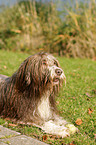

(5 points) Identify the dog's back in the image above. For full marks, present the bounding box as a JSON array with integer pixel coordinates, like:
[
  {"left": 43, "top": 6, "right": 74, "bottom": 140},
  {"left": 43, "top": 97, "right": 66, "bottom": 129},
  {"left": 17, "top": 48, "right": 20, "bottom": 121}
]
[{"left": 0, "top": 74, "right": 8, "bottom": 83}]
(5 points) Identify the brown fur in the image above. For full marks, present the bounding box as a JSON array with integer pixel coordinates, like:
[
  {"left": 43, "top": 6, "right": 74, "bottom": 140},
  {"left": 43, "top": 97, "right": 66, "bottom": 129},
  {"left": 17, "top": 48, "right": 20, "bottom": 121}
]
[{"left": 0, "top": 52, "right": 63, "bottom": 125}]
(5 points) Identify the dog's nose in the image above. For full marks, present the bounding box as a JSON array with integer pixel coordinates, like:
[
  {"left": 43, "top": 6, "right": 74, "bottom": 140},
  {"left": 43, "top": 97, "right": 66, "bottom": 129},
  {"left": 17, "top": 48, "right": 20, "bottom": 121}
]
[{"left": 55, "top": 69, "right": 62, "bottom": 76}]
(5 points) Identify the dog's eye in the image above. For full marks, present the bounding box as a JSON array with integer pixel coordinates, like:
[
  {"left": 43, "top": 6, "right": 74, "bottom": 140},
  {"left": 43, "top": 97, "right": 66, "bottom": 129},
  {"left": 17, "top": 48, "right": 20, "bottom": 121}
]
[
  {"left": 43, "top": 62, "right": 46, "bottom": 65},
  {"left": 54, "top": 61, "right": 58, "bottom": 66},
  {"left": 42, "top": 60, "right": 47, "bottom": 65}
]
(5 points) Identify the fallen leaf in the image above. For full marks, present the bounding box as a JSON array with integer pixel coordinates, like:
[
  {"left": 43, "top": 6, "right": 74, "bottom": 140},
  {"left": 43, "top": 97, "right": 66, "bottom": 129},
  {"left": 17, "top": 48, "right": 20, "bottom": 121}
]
[
  {"left": 42, "top": 135, "right": 47, "bottom": 141},
  {"left": 94, "top": 134, "right": 96, "bottom": 139},
  {"left": 87, "top": 98, "right": 90, "bottom": 101},
  {"left": 56, "top": 101, "right": 60, "bottom": 105},
  {"left": 92, "top": 90, "right": 96, "bottom": 94},
  {"left": 4, "top": 65, "right": 7, "bottom": 69},
  {"left": 49, "top": 135, "right": 61, "bottom": 139},
  {"left": 69, "top": 141, "right": 75, "bottom": 145},
  {"left": 71, "top": 72, "right": 75, "bottom": 77},
  {"left": 5, "top": 118, "right": 11, "bottom": 121},
  {"left": 88, "top": 108, "right": 93, "bottom": 115},
  {"left": 85, "top": 93, "right": 92, "bottom": 98},
  {"left": 72, "top": 97, "right": 76, "bottom": 100},
  {"left": 92, "top": 57, "right": 96, "bottom": 61},
  {"left": 11, "top": 29, "right": 21, "bottom": 33},
  {"left": 33, "top": 134, "right": 40, "bottom": 139},
  {"left": 8, "top": 123, "right": 17, "bottom": 127},
  {"left": 75, "top": 119, "right": 82, "bottom": 125}
]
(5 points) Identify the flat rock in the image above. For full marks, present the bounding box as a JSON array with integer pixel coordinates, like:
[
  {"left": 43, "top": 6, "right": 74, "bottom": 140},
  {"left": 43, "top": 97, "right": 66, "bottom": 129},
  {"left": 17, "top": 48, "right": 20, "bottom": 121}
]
[
  {"left": 0, "top": 125, "right": 21, "bottom": 138},
  {"left": 1, "top": 135, "right": 47, "bottom": 145},
  {"left": 0, "top": 125, "right": 48, "bottom": 145},
  {"left": 0, "top": 141, "right": 7, "bottom": 145}
]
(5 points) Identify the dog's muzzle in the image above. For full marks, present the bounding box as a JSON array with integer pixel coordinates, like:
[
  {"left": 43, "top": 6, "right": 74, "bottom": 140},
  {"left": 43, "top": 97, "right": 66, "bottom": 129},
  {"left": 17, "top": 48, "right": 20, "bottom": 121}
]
[
  {"left": 55, "top": 69, "right": 63, "bottom": 76},
  {"left": 49, "top": 66, "right": 66, "bottom": 85}
]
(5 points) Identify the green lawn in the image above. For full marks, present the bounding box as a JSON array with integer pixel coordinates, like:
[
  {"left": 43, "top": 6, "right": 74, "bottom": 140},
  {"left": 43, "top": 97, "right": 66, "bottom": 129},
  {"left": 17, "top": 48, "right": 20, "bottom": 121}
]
[{"left": 0, "top": 50, "right": 96, "bottom": 145}]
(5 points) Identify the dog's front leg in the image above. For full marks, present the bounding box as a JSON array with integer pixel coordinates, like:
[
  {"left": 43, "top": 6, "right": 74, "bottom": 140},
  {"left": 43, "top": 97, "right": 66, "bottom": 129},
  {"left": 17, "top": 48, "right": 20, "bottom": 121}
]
[
  {"left": 41, "top": 120, "right": 70, "bottom": 138},
  {"left": 53, "top": 115, "right": 68, "bottom": 125},
  {"left": 53, "top": 114, "right": 79, "bottom": 135}
]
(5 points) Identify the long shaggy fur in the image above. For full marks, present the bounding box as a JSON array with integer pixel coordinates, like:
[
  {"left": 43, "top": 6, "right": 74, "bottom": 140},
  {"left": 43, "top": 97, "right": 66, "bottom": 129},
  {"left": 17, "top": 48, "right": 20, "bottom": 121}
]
[{"left": 0, "top": 52, "right": 78, "bottom": 137}]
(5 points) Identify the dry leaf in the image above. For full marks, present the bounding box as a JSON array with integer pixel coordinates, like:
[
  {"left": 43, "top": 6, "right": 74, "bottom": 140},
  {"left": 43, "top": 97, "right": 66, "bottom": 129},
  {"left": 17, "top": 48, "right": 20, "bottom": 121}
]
[
  {"left": 69, "top": 141, "right": 75, "bottom": 145},
  {"left": 56, "top": 101, "right": 60, "bottom": 104},
  {"left": 85, "top": 93, "right": 92, "bottom": 98},
  {"left": 8, "top": 123, "right": 17, "bottom": 127},
  {"left": 49, "top": 135, "right": 61, "bottom": 139},
  {"left": 87, "top": 98, "right": 90, "bottom": 101},
  {"left": 94, "top": 134, "right": 96, "bottom": 139},
  {"left": 88, "top": 108, "right": 93, "bottom": 115},
  {"left": 11, "top": 29, "right": 21, "bottom": 34},
  {"left": 5, "top": 117, "right": 11, "bottom": 121},
  {"left": 75, "top": 119, "right": 82, "bottom": 125},
  {"left": 92, "top": 57, "right": 96, "bottom": 61},
  {"left": 70, "top": 143, "right": 75, "bottom": 145},
  {"left": 42, "top": 135, "right": 47, "bottom": 141},
  {"left": 72, "top": 97, "right": 76, "bottom": 100},
  {"left": 92, "top": 90, "right": 96, "bottom": 94},
  {"left": 70, "top": 72, "right": 75, "bottom": 77},
  {"left": 4, "top": 65, "right": 7, "bottom": 69}
]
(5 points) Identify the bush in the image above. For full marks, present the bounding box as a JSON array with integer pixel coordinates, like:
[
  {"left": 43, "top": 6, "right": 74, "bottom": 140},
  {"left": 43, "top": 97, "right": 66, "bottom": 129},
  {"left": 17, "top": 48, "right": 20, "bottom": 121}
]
[
  {"left": 52, "top": 0, "right": 96, "bottom": 58},
  {"left": 0, "top": 0, "right": 96, "bottom": 58}
]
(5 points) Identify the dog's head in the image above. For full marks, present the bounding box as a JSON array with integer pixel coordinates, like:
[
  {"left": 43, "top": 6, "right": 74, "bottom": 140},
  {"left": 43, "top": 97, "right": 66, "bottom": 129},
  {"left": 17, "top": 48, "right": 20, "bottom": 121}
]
[
  {"left": 16, "top": 52, "right": 66, "bottom": 91},
  {"left": 39, "top": 52, "right": 66, "bottom": 86}
]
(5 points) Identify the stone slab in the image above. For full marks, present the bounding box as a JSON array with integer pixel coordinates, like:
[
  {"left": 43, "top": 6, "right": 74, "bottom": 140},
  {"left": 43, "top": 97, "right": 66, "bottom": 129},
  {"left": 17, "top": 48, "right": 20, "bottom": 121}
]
[
  {"left": 0, "top": 142, "right": 7, "bottom": 145},
  {"left": 0, "top": 125, "right": 48, "bottom": 145},
  {"left": 1, "top": 135, "right": 47, "bottom": 145},
  {"left": 0, "top": 125, "right": 21, "bottom": 138}
]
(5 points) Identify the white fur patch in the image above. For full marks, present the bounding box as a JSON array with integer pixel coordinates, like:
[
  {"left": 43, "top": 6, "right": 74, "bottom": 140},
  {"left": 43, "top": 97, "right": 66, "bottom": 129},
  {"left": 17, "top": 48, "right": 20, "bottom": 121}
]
[
  {"left": 41, "top": 119, "right": 78, "bottom": 138},
  {"left": 48, "top": 65, "right": 66, "bottom": 84},
  {"left": 48, "top": 66, "right": 64, "bottom": 79},
  {"left": 37, "top": 91, "right": 52, "bottom": 121},
  {"left": 41, "top": 120, "right": 70, "bottom": 138}
]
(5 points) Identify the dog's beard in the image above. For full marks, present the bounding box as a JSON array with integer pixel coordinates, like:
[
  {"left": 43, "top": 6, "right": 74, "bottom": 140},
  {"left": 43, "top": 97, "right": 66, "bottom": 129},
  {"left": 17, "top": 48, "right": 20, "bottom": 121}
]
[{"left": 48, "top": 65, "right": 66, "bottom": 87}]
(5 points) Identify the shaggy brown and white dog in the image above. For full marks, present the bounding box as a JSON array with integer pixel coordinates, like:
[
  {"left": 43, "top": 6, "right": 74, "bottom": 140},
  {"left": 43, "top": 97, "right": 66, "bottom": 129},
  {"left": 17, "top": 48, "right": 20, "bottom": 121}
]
[{"left": 0, "top": 52, "right": 78, "bottom": 137}]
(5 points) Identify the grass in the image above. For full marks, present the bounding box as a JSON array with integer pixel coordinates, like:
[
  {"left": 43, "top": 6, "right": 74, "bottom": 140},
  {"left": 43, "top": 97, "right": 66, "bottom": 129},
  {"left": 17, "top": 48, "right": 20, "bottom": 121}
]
[{"left": 0, "top": 50, "right": 96, "bottom": 145}]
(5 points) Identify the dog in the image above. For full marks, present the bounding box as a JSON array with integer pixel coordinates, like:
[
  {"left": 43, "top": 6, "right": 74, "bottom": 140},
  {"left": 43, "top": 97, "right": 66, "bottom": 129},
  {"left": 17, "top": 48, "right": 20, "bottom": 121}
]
[{"left": 0, "top": 52, "right": 78, "bottom": 137}]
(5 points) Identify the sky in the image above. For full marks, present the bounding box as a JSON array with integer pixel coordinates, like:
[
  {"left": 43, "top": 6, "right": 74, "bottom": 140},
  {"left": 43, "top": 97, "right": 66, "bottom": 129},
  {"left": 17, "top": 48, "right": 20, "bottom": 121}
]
[
  {"left": 0, "top": 0, "right": 90, "bottom": 11},
  {"left": 0, "top": 0, "right": 17, "bottom": 6},
  {"left": 0, "top": 0, "right": 72, "bottom": 11},
  {"left": 0, "top": 0, "right": 85, "bottom": 6}
]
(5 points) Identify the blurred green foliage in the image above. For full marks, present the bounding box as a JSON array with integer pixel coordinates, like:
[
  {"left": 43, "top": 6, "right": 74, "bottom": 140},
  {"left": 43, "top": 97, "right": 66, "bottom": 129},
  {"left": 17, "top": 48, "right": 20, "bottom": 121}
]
[{"left": 0, "top": 0, "right": 96, "bottom": 58}]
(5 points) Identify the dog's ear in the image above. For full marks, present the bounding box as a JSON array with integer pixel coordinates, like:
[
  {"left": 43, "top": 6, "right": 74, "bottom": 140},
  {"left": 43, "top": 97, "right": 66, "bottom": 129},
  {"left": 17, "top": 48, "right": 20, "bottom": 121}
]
[{"left": 15, "top": 58, "right": 32, "bottom": 91}]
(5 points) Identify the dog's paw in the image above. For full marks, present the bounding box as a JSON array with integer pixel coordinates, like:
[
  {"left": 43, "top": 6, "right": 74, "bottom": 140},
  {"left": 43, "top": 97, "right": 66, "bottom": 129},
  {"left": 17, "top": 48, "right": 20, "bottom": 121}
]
[
  {"left": 58, "top": 129, "right": 70, "bottom": 138},
  {"left": 65, "top": 124, "right": 78, "bottom": 134},
  {"left": 41, "top": 121, "right": 78, "bottom": 138},
  {"left": 41, "top": 120, "right": 70, "bottom": 138},
  {"left": 54, "top": 116, "right": 67, "bottom": 125}
]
